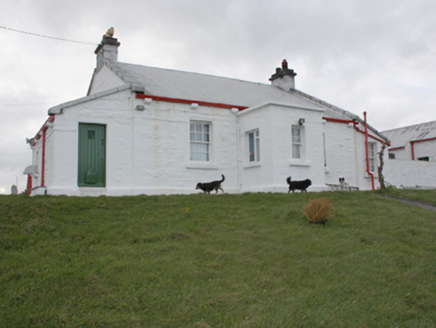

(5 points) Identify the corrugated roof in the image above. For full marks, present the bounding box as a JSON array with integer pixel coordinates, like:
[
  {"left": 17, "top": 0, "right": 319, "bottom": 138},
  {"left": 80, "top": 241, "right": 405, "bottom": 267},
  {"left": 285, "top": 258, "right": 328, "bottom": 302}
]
[{"left": 382, "top": 121, "right": 436, "bottom": 148}]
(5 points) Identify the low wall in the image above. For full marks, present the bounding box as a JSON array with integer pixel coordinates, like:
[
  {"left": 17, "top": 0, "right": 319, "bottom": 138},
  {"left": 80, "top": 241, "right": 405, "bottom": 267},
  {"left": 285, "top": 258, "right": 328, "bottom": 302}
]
[{"left": 382, "top": 159, "right": 436, "bottom": 189}]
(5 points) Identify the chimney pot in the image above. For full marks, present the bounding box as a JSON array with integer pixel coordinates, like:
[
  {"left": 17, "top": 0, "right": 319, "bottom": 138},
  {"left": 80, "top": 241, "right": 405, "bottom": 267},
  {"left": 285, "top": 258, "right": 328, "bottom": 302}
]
[
  {"left": 94, "top": 32, "right": 120, "bottom": 72},
  {"left": 269, "top": 59, "right": 297, "bottom": 90}
]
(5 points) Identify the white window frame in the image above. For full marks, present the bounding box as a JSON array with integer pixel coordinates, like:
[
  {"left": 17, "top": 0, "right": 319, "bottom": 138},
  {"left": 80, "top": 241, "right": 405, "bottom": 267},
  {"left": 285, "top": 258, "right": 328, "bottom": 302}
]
[
  {"left": 292, "top": 125, "right": 304, "bottom": 160},
  {"left": 368, "top": 142, "right": 377, "bottom": 172},
  {"left": 190, "top": 121, "right": 211, "bottom": 162},
  {"left": 247, "top": 129, "right": 260, "bottom": 163}
]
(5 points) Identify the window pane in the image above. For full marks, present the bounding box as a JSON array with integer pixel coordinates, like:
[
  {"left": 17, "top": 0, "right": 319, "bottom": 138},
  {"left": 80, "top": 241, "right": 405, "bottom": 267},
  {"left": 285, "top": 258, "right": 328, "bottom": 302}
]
[
  {"left": 190, "top": 143, "right": 196, "bottom": 161},
  {"left": 255, "top": 135, "right": 260, "bottom": 161},
  {"left": 369, "top": 159, "right": 375, "bottom": 172},
  {"left": 293, "top": 144, "right": 301, "bottom": 159},
  {"left": 249, "top": 132, "right": 255, "bottom": 161},
  {"left": 292, "top": 128, "right": 301, "bottom": 143},
  {"left": 368, "top": 143, "right": 376, "bottom": 171},
  {"left": 369, "top": 144, "right": 375, "bottom": 157}
]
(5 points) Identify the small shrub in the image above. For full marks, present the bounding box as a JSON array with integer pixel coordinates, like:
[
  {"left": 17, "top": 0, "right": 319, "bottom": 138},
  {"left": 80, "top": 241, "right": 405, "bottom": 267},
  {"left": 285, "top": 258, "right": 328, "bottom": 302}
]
[{"left": 302, "top": 198, "right": 333, "bottom": 224}]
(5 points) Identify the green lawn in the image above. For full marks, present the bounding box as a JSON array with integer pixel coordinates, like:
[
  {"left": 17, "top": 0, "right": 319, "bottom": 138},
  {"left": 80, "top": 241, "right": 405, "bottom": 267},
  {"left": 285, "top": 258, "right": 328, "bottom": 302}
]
[{"left": 1, "top": 190, "right": 435, "bottom": 327}]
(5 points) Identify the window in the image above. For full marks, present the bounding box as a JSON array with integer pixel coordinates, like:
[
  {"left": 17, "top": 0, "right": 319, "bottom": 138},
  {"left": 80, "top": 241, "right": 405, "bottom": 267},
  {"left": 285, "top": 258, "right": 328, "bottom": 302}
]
[
  {"left": 368, "top": 142, "right": 376, "bottom": 172},
  {"left": 388, "top": 153, "right": 396, "bottom": 159},
  {"left": 248, "top": 130, "right": 260, "bottom": 162},
  {"left": 190, "top": 121, "right": 210, "bottom": 161},
  {"left": 292, "top": 126, "right": 303, "bottom": 159}
]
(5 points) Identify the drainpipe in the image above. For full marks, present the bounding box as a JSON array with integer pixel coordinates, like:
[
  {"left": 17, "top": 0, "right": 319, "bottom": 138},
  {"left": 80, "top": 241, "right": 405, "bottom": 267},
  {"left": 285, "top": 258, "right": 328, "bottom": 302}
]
[
  {"left": 410, "top": 141, "right": 416, "bottom": 160},
  {"left": 27, "top": 174, "right": 32, "bottom": 196},
  {"left": 364, "top": 112, "right": 375, "bottom": 190},
  {"left": 41, "top": 126, "right": 47, "bottom": 187}
]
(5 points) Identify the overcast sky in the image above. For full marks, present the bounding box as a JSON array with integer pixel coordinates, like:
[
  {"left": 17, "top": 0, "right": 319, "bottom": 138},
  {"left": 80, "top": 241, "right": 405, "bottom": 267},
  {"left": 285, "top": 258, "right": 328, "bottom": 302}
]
[{"left": 1, "top": 0, "right": 435, "bottom": 194}]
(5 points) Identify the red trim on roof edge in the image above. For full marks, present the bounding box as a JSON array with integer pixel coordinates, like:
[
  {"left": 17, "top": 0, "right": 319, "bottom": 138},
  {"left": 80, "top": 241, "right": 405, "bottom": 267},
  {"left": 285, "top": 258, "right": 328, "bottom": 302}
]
[
  {"left": 135, "top": 93, "right": 248, "bottom": 110},
  {"left": 410, "top": 137, "right": 436, "bottom": 160},
  {"left": 354, "top": 126, "right": 390, "bottom": 145},
  {"left": 410, "top": 136, "right": 436, "bottom": 145},
  {"left": 388, "top": 146, "right": 405, "bottom": 151},
  {"left": 323, "top": 116, "right": 390, "bottom": 146}
]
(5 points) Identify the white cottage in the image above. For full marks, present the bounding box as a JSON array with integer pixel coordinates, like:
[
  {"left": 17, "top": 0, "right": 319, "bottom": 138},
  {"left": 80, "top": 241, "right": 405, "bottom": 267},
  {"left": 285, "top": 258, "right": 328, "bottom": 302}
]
[{"left": 25, "top": 33, "right": 394, "bottom": 196}]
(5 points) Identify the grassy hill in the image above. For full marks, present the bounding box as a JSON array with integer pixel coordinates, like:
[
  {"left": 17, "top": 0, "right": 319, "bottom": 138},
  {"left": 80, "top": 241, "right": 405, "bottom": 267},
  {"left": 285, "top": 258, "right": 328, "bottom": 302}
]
[{"left": 1, "top": 190, "right": 436, "bottom": 327}]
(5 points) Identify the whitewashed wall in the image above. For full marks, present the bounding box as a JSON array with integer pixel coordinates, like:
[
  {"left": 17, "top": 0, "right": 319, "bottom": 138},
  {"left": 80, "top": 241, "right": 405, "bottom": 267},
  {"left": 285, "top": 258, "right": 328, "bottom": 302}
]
[
  {"left": 413, "top": 139, "right": 436, "bottom": 161},
  {"left": 323, "top": 121, "right": 361, "bottom": 188},
  {"left": 238, "top": 103, "right": 326, "bottom": 192},
  {"left": 389, "top": 147, "right": 410, "bottom": 160},
  {"left": 88, "top": 65, "right": 125, "bottom": 95},
  {"left": 389, "top": 139, "right": 436, "bottom": 162},
  {"left": 129, "top": 96, "right": 239, "bottom": 195},
  {"left": 383, "top": 158, "right": 436, "bottom": 189},
  {"left": 323, "top": 121, "right": 387, "bottom": 191},
  {"left": 30, "top": 97, "right": 436, "bottom": 196},
  {"left": 34, "top": 89, "right": 242, "bottom": 196}
]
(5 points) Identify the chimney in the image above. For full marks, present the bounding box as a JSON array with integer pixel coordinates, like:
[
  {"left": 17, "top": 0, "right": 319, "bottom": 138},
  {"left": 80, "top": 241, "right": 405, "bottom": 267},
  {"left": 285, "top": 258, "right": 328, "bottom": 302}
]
[
  {"left": 269, "top": 59, "right": 297, "bottom": 90},
  {"left": 94, "top": 28, "right": 120, "bottom": 72}
]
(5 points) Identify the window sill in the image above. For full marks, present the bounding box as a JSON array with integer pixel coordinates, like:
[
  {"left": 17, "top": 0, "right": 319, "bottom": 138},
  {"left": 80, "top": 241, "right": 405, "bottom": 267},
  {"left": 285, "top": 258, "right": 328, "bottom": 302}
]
[
  {"left": 244, "top": 162, "right": 261, "bottom": 169},
  {"left": 289, "top": 160, "right": 311, "bottom": 167},
  {"left": 186, "top": 162, "right": 219, "bottom": 170}
]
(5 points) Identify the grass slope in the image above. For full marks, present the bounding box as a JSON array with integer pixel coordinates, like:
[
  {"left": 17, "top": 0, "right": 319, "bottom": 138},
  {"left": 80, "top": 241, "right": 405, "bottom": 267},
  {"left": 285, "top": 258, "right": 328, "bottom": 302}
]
[{"left": 1, "top": 190, "right": 436, "bottom": 327}]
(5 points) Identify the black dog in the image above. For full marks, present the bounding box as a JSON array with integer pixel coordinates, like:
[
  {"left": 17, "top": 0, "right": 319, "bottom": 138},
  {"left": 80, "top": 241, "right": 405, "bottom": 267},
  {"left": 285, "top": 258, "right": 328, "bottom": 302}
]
[
  {"left": 286, "top": 176, "right": 312, "bottom": 193},
  {"left": 196, "top": 175, "right": 225, "bottom": 194}
]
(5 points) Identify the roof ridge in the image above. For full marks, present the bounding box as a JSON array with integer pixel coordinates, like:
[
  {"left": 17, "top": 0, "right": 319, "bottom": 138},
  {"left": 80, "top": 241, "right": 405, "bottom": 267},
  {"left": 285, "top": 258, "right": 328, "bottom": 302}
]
[
  {"left": 382, "top": 120, "right": 436, "bottom": 133},
  {"left": 290, "top": 88, "right": 358, "bottom": 120},
  {"left": 117, "top": 61, "right": 269, "bottom": 86}
]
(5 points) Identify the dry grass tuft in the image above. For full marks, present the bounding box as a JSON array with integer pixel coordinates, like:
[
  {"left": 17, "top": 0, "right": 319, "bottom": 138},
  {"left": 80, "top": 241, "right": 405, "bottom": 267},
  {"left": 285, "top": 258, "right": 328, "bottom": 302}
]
[{"left": 303, "top": 198, "right": 333, "bottom": 223}]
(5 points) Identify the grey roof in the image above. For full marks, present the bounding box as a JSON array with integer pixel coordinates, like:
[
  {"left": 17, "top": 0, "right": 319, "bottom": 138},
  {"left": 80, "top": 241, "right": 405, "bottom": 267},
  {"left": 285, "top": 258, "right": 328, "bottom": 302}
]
[
  {"left": 382, "top": 120, "right": 436, "bottom": 148},
  {"left": 111, "top": 62, "right": 326, "bottom": 111}
]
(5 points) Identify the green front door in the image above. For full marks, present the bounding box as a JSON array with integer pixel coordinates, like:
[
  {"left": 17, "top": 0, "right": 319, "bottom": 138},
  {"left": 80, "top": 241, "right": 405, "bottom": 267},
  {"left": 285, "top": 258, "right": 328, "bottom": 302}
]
[{"left": 78, "top": 123, "right": 106, "bottom": 187}]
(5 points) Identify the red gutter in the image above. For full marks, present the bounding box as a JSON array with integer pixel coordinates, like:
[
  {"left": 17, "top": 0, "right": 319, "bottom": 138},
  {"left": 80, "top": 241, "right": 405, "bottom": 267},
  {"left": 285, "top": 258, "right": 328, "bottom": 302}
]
[
  {"left": 27, "top": 174, "right": 32, "bottom": 196},
  {"left": 135, "top": 93, "right": 248, "bottom": 110},
  {"left": 388, "top": 146, "right": 405, "bottom": 151},
  {"left": 41, "top": 126, "right": 47, "bottom": 187},
  {"left": 363, "top": 112, "right": 375, "bottom": 190},
  {"left": 29, "top": 115, "right": 55, "bottom": 145},
  {"left": 411, "top": 142, "right": 415, "bottom": 160},
  {"left": 28, "top": 115, "right": 55, "bottom": 192},
  {"left": 322, "top": 116, "right": 390, "bottom": 146},
  {"left": 410, "top": 137, "right": 436, "bottom": 160},
  {"left": 354, "top": 125, "right": 389, "bottom": 145}
]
